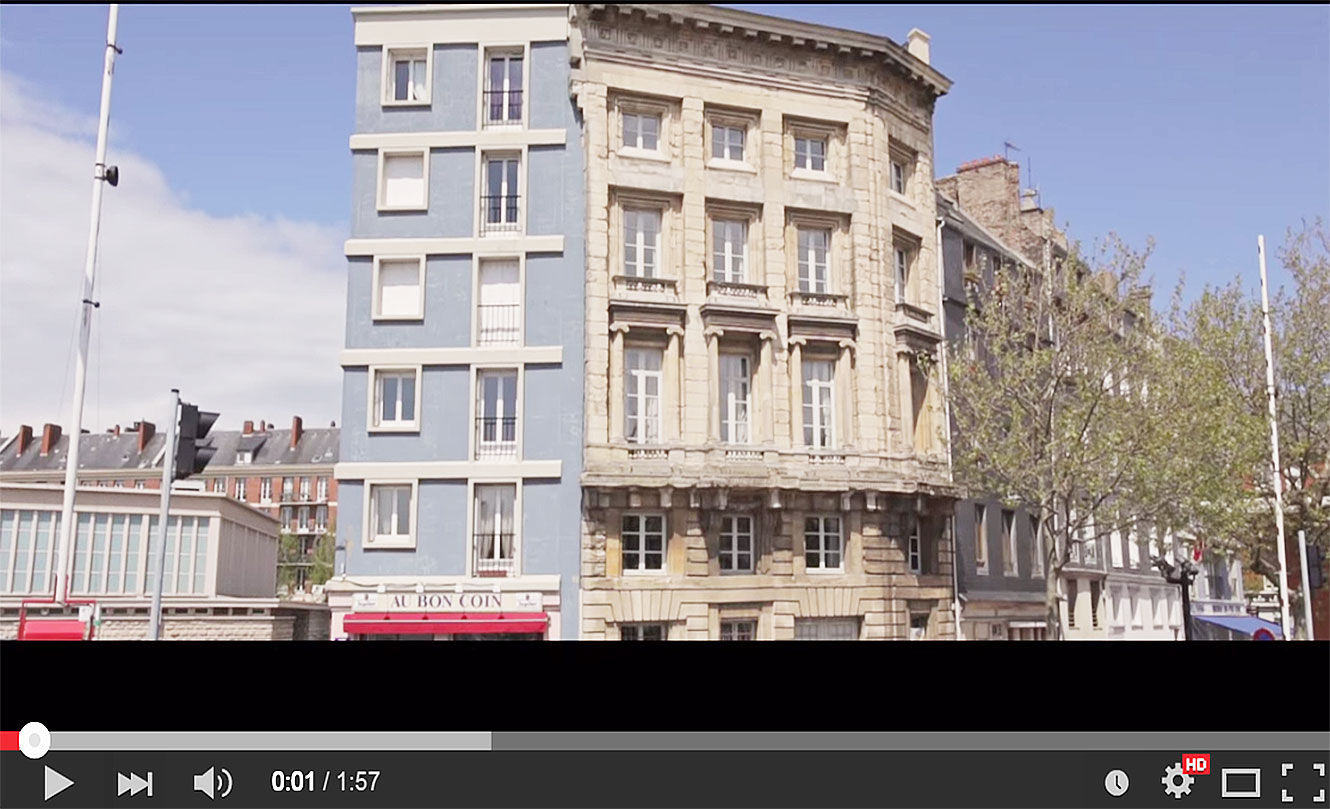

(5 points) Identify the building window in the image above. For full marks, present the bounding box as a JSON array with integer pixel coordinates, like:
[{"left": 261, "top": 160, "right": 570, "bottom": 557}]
[
  {"left": 385, "top": 47, "right": 428, "bottom": 104},
  {"left": 281, "top": 506, "right": 294, "bottom": 531},
  {"left": 622, "top": 111, "right": 661, "bottom": 152},
  {"left": 476, "top": 370, "right": 518, "bottom": 458},
  {"left": 802, "top": 359, "right": 835, "bottom": 449},
  {"left": 909, "top": 613, "right": 930, "bottom": 640},
  {"left": 135, "top": 480, "right": 145, "bottom": 489},
  {"left": 720, "top": 620, "right": 756, "bottom": 641},
  {"left": 719, "top": 354, "right": 751, "bottom": 445},
  {"left": 484, "top": 49, "right": 523, "bottom": 126},
  {"left": 317, "top": 477, "right": 329, "bottom": 501},
  {"left": 473, "top": 483, "right": 516, "bottom": 576},
  {"left": 907, "top": 515, "right": 922, "bottom": 574},
  {"left": 0, "top": 509, "right": 57, "bottom": 594},
  {"left": 620, "top": 623, "right": 665, "bottom": 641},
  {"left": 974, "top": 504, "right": 988, "bottom": 573},
  {"left": 712, "top": 219, "right": 747, "bottom": 283},
  {"left": 369, "top": 484, "right": 413, "bottom": 547},
  {"left": 299, "top": 477, "right": 310, "bottom": 501},
  {"left": 712, "top": 123, "right": 745, "bottom": 162},
  {"left": 379, "top": 150, "right": 427, "bottom": 210},
  {"left": 372, "top": 368, "right": 419, "bottom": 430},
  {"left": 894, "top": 245, "right": 911, "bottom": 304},
  {"left": 139, "top": 515, "right": 208, "bottom": 596},
  {"left": 236, "top": 451, "right": 253, "bottom": 466},
  {"left": 298, "top": 506, "right": 311, "bottom": 531},
  {"left": 890, "top": 159, "right": 907, "bottom": 194},
  {"left": 1067, "top": 579, "right": 1079, "bottom": 628},
  {"left": 212, "top": 477, "right": 226, "bottom": 494},
  {"left": 804, "top": 515, "right": 842, "bottom": 571},
  {"left": 260, "top": 477, "right": 272, "bottom": 504},
  {"left": 794, "top": 617, "right": 859, "bottom": 640},
  {"left": 476, "top": 258, "right": 521, "bottom": 346},
  {"left": 623, "top": 208, "right": 661, "bottom": 278},
  {"left": 282, "top": 477, "right": 294, "bottom": 501},
  {"left": 315, "top": 505, "right": 328, "bottom": 531},
  {"left": 373, "top": 257, "right": 424, "bottom": 320},
  {"left": 794, "top": 135, "right": 827, "bottom": 172},
  {"left": 1090, "top": 580, "right": 1102, "bottom": 629},
  {"left": 624, "top": 347, "right": 663, "bottom": 444},
  {"left": 796, "top": 227, "right": 831, "bottom": 293},
  {"left": 1001, "top": 509, "right": 1016, "bottom": 575},
  {"left": 622, "top": 513, "right": 665, "bottom": 573},
  {"left": 234, "top": 478, "right": 247, "bottom": 501},
  {"left": 1029, "top": 514, "right": 1043, "bottom": 576},
  {"left": 481, "top": 154, "right": 520, "bottom": 233},
  {"left": 719, "top": 515, "right": 753, "bottom": 573}
]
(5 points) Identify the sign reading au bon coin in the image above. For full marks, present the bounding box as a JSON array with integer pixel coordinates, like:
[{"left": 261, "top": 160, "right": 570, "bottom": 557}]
[{"left": 354, "top": 591, "right": 542, "bottom": 612}]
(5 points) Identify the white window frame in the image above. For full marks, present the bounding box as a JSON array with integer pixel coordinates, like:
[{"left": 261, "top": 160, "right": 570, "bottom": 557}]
[
  {"left": 802, "top": 358, "right": 836, "bottom": 449},
  {"left": 719, "top": 353, "right": 751, "bottom": 446},
  {"left": 472, "top": 482, "right": 518, "bottom": 576},
  {"left": 621, "top": 512, "right": 666, "bottom": 574},
  {"left": 372, "top": 255, "right": 426, "bottom": 321},
  {"left": 260, "top": 477, "right": 272, "bottom": 504},
  {"left": 480, "top": 152, "right": 522, "bottom": 233},
  {"left": 974, "top": 504, "right": 989, "bottom": 574},
  {"left": 316, "top": 477, "right": 328, "bottom": 501},
  {"left": 382, "top": 45, "right": 431, "bottom": 107},
  {"left": 719, "top": 514, "right": 754, "bottom": 574},
  {"left": 719, "top": 620, "right": 757, "bottom": 641},
  {"left": 797, "top": 227, "right": 831, "bottom": 293},
  {"left": 475, "top": 368, "right": 520, "bottom": 459},
  {"left": 793, "top": 134, "right": 828, "bottom": 174},
  {"left": 711, "top": 122, "right": 746, "bottom": 163},
  {"left": 624, "top": 347, "right": 663, "bottom": 445},
  {"left": 234, "top": 478, "right": 247, "bottom": 501},
  {"left": 890, "top": 158, "right": 907, "bottom": 195},
  {"left": 482, "top": 46, "right": 526, "bottom": 127},
  {"left": 621, "top": 109, "right": 663, "bottom": 155},
  {"left": 712, "top": 218, "right": 748, "bottom": 284},
  {"left": 365, "top": 481, "right": 418, "bottom": 549},
  {"left": 894, "top": 245, "right": 912, "bottom": 304},
  {"left": 803, "top": 514, "right": 843, "bottom": 572},
  {"left": 377, "top": 149, "right": 429, "bottom": 212},
  {"left": 620, "top": 622, "right": 666, "bottom": 641},
  {"left": 236, "top": 450, "right": 253, "bottom": 466},
  {"left": 622, "top": 207, "right": 662, "bottom": 278},
  {"left": 475, "top": 257, "right": 523, "bottom": 347},
  {"left": 299, "top": 477, "right": 311, "bottom": 500},
  {"left": 794, "top": 617, "right": 859, "bottom": 640},
  {"left": 211, "top": 477, "right": 226, "bottom": 494},
  {"left": 369, "top": 366, "right": 423, "bottom": 433}
]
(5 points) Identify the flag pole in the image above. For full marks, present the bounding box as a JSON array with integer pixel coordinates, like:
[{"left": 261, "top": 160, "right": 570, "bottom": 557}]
[{"left": 1257, "top": 234, "right": 1292, "bottom": 640}]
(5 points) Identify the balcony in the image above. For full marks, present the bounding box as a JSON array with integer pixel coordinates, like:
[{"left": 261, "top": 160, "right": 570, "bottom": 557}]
[
  {"left": 707, "top": 280, "right": 768, "bottom": 303},
  {"left": 474, "top": 542, "right": 515, "bottom": 578},
  {"left": 477, "top": 303, "right": 521, "bottom": 346},
  {"left": 789, "top": 289, "right": 849, "bottom": 310},
  {"left": 476, "top": 416, "right": 518, "bottom": 459},
  {"left": 480, "top": 195, "right": 520, "bottom": 235},
  {"left": 627, "top": 447, "right": 668, "bottom": 461},
  {"left": 613, "top": 274, "right": 677, "bottom": 296},
  {"left": 483, "top": 89, "right": 523, "bottom": 127}
]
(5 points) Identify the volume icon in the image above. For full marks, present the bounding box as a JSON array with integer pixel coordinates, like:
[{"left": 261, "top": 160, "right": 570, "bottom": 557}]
[
  {"left": 117, "top": 771, "right": 153, "bottom": 797},
  {"left": 194, "top": 766, "right": 233, "bottom": 800}
]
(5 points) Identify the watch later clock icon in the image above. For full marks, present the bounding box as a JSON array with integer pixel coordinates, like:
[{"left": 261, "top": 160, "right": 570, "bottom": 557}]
[{"left": 1105, "top": 769, "right": 1130, "bottom": 797}]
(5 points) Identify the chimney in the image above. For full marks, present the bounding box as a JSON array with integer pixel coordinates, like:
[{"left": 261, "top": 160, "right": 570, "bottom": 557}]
[
  {"left": 136, "top": 421, "right": 156, "bottom": 454},
  {"left": 243, "top": 420, "right": 254, "bottom": 435},
  {"left": 15, "top": 425, "right": 33, "bottom": 455},
  {"left": 40, "top": 423, "right": 62, "bottom": 457},
  {"left": 1020, "top": 188, "right": 1039, "bottom": 212},
  {"left": 290, "top": 416, "right": 303, "bottom": 450},
  {"left": 260, "top": 420, "right": 267, "bottom": 432},
  {"left": 907, "top": 28, "right": 931, "bottom": 65}
]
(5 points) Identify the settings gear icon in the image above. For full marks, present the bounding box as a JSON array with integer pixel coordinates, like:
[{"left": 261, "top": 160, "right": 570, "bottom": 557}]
[{"left": 1162, "top": 762, "right": 1195, "bottom": 799}]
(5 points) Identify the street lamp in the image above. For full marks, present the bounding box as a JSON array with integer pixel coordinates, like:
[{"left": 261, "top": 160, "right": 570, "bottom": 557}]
[{"left": 1153, "top": 555, "right": 1199, "bottom": 641}]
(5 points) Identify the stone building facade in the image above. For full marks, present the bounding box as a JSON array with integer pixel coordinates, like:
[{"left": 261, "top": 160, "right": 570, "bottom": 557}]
[{"left": 570, "top": 4, "right": 959, "bottom": 640}]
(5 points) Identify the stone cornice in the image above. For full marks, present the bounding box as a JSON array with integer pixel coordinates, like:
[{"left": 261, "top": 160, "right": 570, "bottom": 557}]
[{"left": 583, "top": 4, "right": 951, "bottom": 97}]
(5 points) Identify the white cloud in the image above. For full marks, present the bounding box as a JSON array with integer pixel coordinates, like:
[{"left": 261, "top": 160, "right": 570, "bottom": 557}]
[{"left": 0, "top": 71, "right": 345, "bottom": 435}]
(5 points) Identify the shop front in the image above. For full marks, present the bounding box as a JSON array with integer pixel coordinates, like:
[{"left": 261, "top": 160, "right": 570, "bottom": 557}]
[{"left": 337, "top": 588, "right": 553, "bottom": 641}]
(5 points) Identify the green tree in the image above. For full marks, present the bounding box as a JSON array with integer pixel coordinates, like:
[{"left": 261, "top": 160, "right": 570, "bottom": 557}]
[{"left": 947, "top": 235, "right": 1215, "bottom": 638}]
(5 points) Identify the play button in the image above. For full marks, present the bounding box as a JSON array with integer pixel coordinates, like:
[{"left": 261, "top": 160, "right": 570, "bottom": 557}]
[{"left": 44, "top": 766, "right": 74, "bottom": 801}]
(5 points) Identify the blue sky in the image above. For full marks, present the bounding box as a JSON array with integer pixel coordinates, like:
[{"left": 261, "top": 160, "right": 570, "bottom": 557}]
[
  {"left": 3, "top": 3, "right": 1326, "bottom": 294},
  {"left": 1, "top": 3, "right": 1327, "bottom": 430}
]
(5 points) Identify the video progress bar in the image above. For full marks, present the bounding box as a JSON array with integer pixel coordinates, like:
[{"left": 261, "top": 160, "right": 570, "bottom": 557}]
[{"left": 44, "top": 731, "right": 1329, "bottom": 751}]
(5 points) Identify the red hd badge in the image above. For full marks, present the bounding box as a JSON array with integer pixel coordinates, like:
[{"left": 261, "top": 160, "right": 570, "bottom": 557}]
[{"left": 1183, "top": 754, "right": 1211, "bottom": 776}]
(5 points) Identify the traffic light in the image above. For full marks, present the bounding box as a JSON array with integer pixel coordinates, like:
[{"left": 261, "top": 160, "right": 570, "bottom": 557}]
[{"left": 173, "top": 403, "right": 219, "bottom": 481}]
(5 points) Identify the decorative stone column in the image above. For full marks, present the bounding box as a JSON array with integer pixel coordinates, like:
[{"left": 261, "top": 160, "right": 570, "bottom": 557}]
[
  {"left": 759, "top": 330, "right": 778, "bottom": 446},
  {"left": 609, "top": 323, "right": 629, "bottom": 443},
  {"left": 788, "top": 336, "right": 805, "bottom": 447},
  {"left": 666, "top": 325, "right": 685, "bottom": 443},
  {"left": 838, "top": 338, "right": 857, "bottom": 449},
  {"left": 704, "top": 326, "right": 723, "bottom": 443}
]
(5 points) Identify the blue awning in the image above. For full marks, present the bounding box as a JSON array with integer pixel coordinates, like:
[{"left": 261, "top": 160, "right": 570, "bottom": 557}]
[{"left": 1193, "top": 614, "right": 1284, "bottom": 639}]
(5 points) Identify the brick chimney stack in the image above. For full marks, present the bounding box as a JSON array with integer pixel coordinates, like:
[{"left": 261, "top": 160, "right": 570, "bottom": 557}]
[
  {"left": 135, "top": 421, "right": 156, "bottom": 454},
  {"left": 260, "top": 420, "right": 267, "bottom": 432},
  {"left": 16, "top": 425, "right": 33, "bottom": 455},
  {"left": 243, "top": 420, "right": 254, "bottom": 436},
  {"left": 291, "top": 416, "right": 303, "bottom": 450},
  {"left": 40, "top": 423, "right": 62, "bottom": 456}
]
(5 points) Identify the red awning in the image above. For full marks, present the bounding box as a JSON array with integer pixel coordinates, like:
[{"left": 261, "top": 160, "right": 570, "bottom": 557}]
[
  {"left": 343, "top": 612, "right": 548, "bottom": 636},
  {"left": 20, "top": 619, "right": 88, "bottom": 641}
]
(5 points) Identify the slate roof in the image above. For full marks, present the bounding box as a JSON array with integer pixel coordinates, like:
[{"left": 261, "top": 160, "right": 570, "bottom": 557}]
[{"left": 0, "top": 427, "right": 338, "bottom": 474}]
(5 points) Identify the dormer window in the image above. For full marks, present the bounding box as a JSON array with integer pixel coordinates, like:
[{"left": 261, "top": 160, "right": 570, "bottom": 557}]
[{"left": 236, "top": 450, "right": 253, "bottom": 465}]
